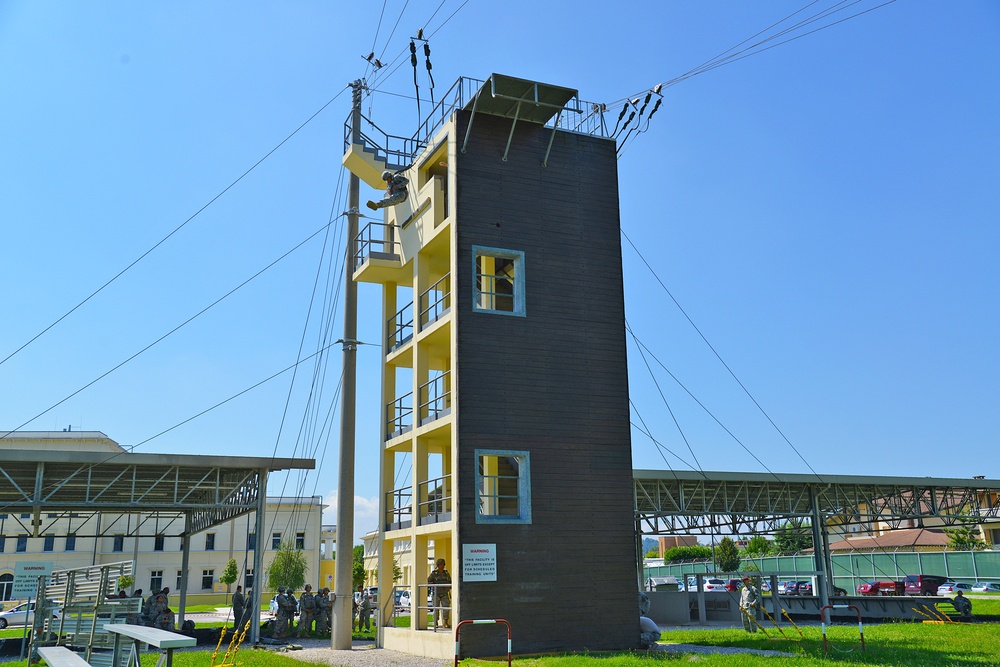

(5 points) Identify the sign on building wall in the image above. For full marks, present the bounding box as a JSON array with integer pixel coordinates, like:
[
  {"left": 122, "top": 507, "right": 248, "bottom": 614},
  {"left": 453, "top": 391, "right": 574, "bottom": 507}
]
[
  {"left": 462, "top": 544, "right": 496, "bottom": 582},
  {"left": 12, "top": 561, "right": 53, "bottom": 598}
]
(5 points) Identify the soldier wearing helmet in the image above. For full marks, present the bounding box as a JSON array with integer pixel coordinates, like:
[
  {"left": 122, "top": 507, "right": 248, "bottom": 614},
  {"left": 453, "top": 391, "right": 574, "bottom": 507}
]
[{"left": 366, "top": 169, "right": 409, "bottom": 210}]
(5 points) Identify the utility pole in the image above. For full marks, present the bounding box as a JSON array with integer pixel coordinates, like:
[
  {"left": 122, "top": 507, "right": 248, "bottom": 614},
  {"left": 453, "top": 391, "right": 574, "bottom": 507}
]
[{"left": 332, "top": 79, "right": 362, "bottom": 650}]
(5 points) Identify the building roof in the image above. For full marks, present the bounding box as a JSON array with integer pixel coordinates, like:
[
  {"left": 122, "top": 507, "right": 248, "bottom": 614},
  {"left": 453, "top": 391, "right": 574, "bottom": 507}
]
[{"left": 828, "top": 528, "right": 951, "bottom": 551}]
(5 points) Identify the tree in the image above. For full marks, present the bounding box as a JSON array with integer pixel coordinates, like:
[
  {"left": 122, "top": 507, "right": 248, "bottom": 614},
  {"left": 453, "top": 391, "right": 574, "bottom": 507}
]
[
  {"left": 774, "top": 519, "right": 813, "bottom": 553},
  {"left": 663, "top": 545, "right": 713, "bottom": 563},
  {"left": 944, "top": 520, "right": 986, "bottom": 551},
  {"left": 220, "top": 558, "right": 239, "bottom": 603},
  {"left": 352, "top": 545, "right": 366, "bottom": 588},
  {"left": 744, "top": 535, "right": 772, "bottom": 558},
  {"left": 715, "top": 537, "right": 741, "bottom": 573},
  {"left": 644, "top": 548, "right": 660, "bottom": 559},
  {"left": 266, "top": 541, "right": 307, "bottom": 592},
  {"left": 117, "top": 575, "right": 135, "bottom": 594}
]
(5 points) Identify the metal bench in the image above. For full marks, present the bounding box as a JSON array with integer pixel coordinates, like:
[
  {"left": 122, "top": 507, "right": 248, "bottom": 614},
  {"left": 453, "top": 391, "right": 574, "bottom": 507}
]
[
  {"left": 104, "top": 624, "right": 196, "bottom": 667},
  {"left": 36, "top": 646, "right": 91, "bottom": 667}
]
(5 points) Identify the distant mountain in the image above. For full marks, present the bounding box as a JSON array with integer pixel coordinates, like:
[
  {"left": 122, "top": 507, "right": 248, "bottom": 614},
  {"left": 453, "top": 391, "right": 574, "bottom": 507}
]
[{"left": 642, "top": 537, "right": 658, "bottom": 553}]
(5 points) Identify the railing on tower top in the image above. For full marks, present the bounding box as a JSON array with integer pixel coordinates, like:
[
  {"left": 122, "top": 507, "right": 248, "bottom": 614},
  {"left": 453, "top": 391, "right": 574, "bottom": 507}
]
[{"left": 345, "top": 76, "right": 609, "bottom": 163}]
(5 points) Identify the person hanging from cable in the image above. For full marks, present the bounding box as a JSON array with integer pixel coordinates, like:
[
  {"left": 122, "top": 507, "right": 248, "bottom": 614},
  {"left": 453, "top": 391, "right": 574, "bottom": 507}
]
[{"left": 366, "top": 169, "right": 409, "bottom": 210}]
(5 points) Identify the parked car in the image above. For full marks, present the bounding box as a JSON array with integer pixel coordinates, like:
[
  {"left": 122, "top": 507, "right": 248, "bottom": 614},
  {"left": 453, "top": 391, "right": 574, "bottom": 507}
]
[
  {"left": 703, "top": 578, "right": 728, "bottom": 592},
  {"left": 760, "top": 581, "right": 771, "bottom": 593},
  {"left": 394, "top": 589, "right": 411, "bottom": 610},
  {"left": 724, "top": 579, "right": 743, "bottom": 592},
  {"left": 971, "top": 582, "right": 1000, "bottom": 593},
  {"left": 779, "top": 581, "right": 798, "bottom": 595},
  {"left": 903, "top": 574, "right": 949, "bottom": 596},
  {"left": 0, "top": 601, "right": 59, "bottom": 629},
  {"left": 936, "top": 582, "right": 972, "bottom": 595},
  {"left": 832, "top": 585, "right": 848, "bottom": 596},
  {"left": 796, "top": 580, "right": 814, "bottom": 596}
]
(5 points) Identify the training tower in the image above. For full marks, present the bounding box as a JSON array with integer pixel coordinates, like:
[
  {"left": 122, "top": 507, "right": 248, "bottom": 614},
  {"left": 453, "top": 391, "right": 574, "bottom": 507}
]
[{"left": 343, "top": 74, "right": 637, "bottom": 658}]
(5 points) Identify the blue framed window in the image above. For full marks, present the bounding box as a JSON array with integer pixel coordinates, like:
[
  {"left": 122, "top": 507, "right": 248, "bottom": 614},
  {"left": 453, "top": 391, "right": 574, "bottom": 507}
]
[
  {"left": 66, "top": 533, "right": 77, "bottom": 552},
  {"left": 475, "top": 450, "right": 531, "bottom": 524},
  {"left": 43, "top": 535, "right": 55, "bottom": 552},
  {"left": 472, "top": 247, "right": 525, "bottom": 316}
]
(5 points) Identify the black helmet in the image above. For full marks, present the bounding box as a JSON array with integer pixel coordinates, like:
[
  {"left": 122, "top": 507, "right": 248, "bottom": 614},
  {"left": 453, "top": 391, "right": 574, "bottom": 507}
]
[
  {"left": 278, "top": 586, "right": 286, "bottom": 593},
  {"left": 382, "top": 170, "right": 393, "bottom": 181}
]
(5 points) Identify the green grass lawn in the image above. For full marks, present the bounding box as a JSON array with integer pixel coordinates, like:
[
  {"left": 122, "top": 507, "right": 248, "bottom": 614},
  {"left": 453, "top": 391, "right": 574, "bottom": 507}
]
[{"left": 7, "top": 600, "right": 999, "bottom": 667}]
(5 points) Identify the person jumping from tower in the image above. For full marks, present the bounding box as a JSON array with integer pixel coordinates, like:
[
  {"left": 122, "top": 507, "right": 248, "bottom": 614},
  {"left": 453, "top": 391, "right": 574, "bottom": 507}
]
[{"left": 366, "top": 169, "right": 409, "bottom": 210}]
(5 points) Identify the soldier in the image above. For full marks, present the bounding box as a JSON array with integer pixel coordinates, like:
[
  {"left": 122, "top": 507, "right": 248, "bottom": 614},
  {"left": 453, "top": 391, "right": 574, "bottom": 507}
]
[
  {"left": 428, "top": 558, "right": 452, "bottom": 628},
  {"left": 142, "top": 588, "right": 159, "bottom": 626},
  {"left": 953, "top": 590, "right": 973, "bottom": 620},
  {"left": 315, "top": 588, "right": 331, "bottom": 634},
  {"left": 284, "top": 589, "right": 298, "bottom": 636},
  {"left": 358, "top": 587, "right": 372, "bottom": 632},
  {"left": 739, "top": 576, "right": 760, "bottom": 633},
  {"left": 353, "top": 585, "right": 362, "bottom": 631},
  {"left": 273, "top": 586, "right": 289, "bottom": 638},
  {"left": 231, "top": 585, "right": 246, "bottom": 631},
  {"left": 298, "top": 585, "right": 316, "bottom": 637},
  {"left": 365, "top": 170, "right": 409, "bottom": 210}
]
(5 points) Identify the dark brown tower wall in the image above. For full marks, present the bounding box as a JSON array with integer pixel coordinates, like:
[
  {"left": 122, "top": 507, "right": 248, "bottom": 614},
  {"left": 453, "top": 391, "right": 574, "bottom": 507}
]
[{"left": 453, "top": 110, "right": 638, "bottom": 656}]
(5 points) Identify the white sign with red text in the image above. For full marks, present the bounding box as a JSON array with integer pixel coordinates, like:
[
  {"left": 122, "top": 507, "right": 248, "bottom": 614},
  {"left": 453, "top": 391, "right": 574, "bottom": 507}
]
[{"left": 462, "top": 544, "right": 497, "bottom": 582}]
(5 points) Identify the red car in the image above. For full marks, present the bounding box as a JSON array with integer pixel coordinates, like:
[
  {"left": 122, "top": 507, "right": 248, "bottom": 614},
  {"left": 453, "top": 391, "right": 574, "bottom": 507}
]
[
  {"left": 858, "top": 581, "right": 902, "bottom": 596},
  {"left": 724, "top": 579, "right": 742, "bottom": 592}
]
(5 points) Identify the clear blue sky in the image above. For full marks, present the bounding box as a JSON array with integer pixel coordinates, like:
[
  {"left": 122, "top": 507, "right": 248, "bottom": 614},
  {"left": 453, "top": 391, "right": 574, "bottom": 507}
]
[{"left": 2, "top": 2, "right": 998, "bottom": 544}]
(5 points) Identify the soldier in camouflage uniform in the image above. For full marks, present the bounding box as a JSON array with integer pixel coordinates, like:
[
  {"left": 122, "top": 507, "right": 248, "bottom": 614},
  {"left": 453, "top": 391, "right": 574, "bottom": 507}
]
[
  {"left": 366, "top": 170, "right": 409, "bottom": 210},
  {"left": 150, "top": 589, "right": 174, "bottom": 631},
  {"left": 284, "top": 589, "right": 298, "bottom": 636},
  {"left": 273, "top": 587, "right": 289, "bottom": 638},
  {"left": 428, "top": 559, "right": 451, "bottom": 628},
  {"left": 315, "top": 588, "right": 331, "bottom": 634},
  {"left": 298, "top": 585, "right": 316, "bottom": 637}
]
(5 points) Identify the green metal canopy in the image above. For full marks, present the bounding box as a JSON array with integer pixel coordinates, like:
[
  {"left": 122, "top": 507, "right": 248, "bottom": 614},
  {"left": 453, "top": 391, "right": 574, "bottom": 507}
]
[{"left": 464, "top": 73, "right": 581, "bottom": 125}]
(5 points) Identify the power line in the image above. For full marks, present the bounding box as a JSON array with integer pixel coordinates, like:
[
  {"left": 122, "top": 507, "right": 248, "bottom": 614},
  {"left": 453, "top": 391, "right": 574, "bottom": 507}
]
[
  {"left": 0, "top": 216, "right": 340, "bottom": 441},
  {"left": 0, "top": 86, "right": 350, "bottom": 371}
]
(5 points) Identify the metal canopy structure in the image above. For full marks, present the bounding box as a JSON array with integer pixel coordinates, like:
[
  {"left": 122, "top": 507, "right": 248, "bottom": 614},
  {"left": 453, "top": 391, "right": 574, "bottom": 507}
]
[
  {"left": 633, "top": 469, "right": 1000, "bottom": 610},
  {"left": 0, "top": 443, "right": 314, "bottom": 645},
  {"left": 0, "top": 448, "right": 314, "bottom": 538},
  {"left": 463, "top": 73, "right": 581, "bottom": 125},
  {"left": 634, "top": 469, "right": 1000, "bottom": 536},
  {"left": 462, "top": 73, "right": 584, "bottom": 164}
]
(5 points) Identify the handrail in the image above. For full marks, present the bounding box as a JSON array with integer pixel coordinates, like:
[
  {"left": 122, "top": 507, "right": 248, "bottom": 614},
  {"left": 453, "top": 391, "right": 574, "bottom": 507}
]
[
  {"left": 419, "top": 274, "right": 451, "bottom": 329},
  {"left": 386, "top": 393, "right": 413, "bottom": 440},
  {"left": 354, "top": 221, "right": 401, "bottom": 269},
  {"left": 384, "top": 486, "right": 412, "bottom": 531},
  {"left": 417, "top": 476, "right": 452, "bottom": 525},
  {"left": 388, "top": 302, "right": 414, "bottom": 350},
  {"left": 418, "top": 371, "right": 451, "bottom": 425}
]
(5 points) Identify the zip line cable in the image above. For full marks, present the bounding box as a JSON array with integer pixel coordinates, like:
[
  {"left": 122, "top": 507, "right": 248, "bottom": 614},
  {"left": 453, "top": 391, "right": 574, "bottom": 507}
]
[
  {"left": 610, "top": 0, "right": 897, "bottom": 109},
  {"left": 629, "top": 398, "right": 683, "bottom": 476},
  {"left": 0, "top": 217, "right": 341, "bottom": 441},
  {"left": 0, "top": 336, "right": 354, "bottom": 518},
  {"left": 626, "top": 319, "right": 704, "bottom": 473},
  {"left": 0, "top": 86, "right": 350, "bottom": 372},
  {"left": 621, "top": 228, "right": 821, "bottom": 480},
  {"left": 627, "top": 322, "right": 781, "bottom": 480}
]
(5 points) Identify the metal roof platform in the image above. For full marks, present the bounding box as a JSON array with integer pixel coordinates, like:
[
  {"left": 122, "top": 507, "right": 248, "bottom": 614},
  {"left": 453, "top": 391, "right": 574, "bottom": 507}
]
[
  {"left": 633, "top": 469, "right": 1000, "bottom": 536},
  {"left": 0, "top": 446, "right": 314, "bottom": 538}
]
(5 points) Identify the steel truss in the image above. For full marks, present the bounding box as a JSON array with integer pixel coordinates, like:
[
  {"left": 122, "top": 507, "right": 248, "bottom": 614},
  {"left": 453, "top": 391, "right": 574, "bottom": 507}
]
[
  {"left": 634, "top": 470, "right": 1000, "bottom": 536},
  {"left": 0, "top": 449, "right": 311, "bottom": 538}
]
